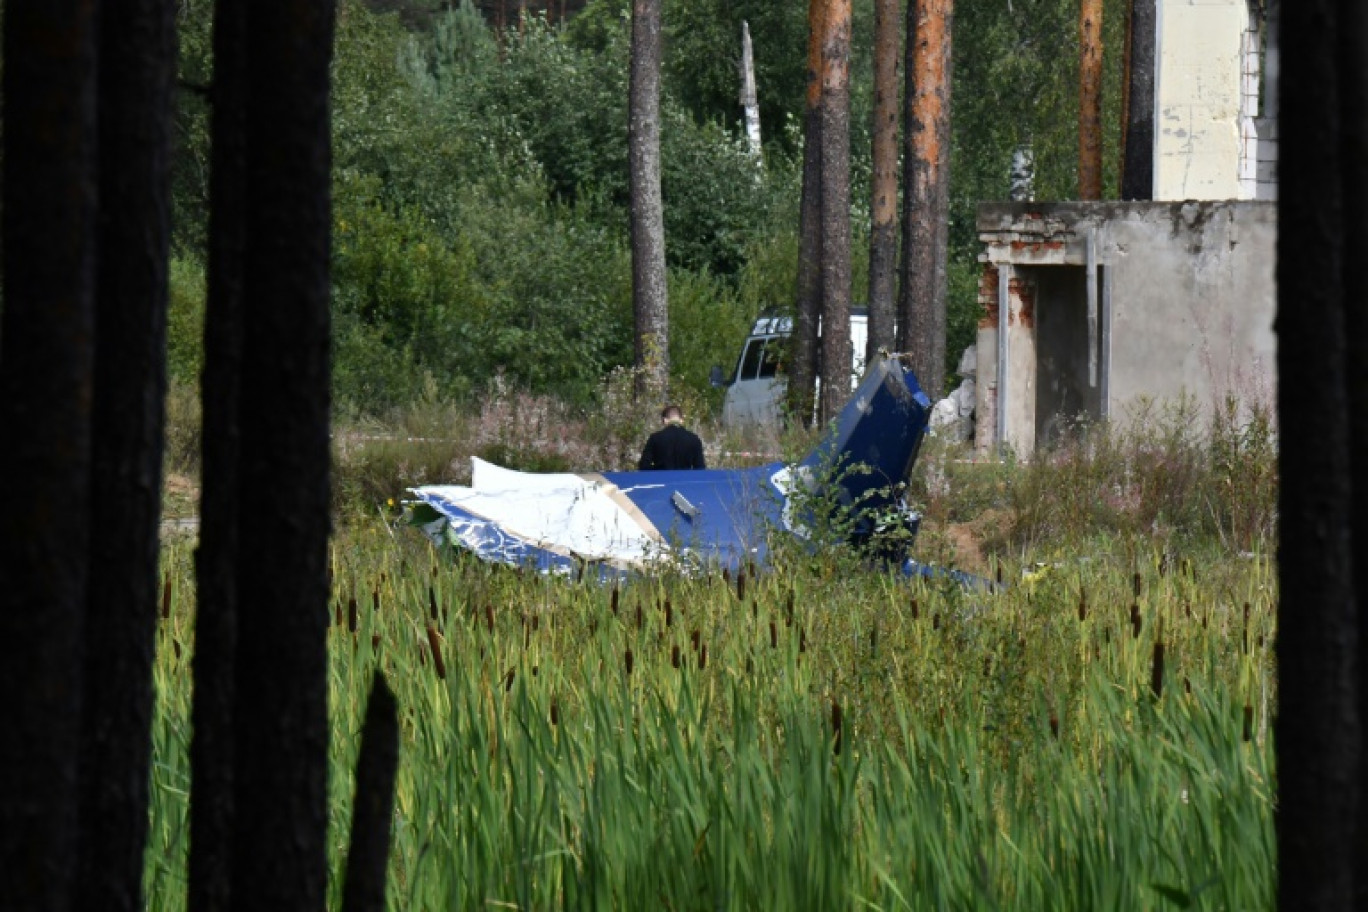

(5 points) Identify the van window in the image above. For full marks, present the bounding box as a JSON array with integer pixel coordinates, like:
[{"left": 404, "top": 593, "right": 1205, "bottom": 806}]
[
  {"left": 738, "top": 338, "right": 766, "bottom": 381},
  {"left": 758, "top": 339, "right": 784, "bottom": 378}
]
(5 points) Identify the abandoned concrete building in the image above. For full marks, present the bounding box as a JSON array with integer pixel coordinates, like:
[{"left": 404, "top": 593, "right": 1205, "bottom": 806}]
[{"left": 974, "top": 0, "right": 1278, "bottom": 456}]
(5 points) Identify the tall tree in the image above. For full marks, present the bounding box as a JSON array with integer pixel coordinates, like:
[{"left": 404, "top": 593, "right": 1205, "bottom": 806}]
[
  {"left": 0, "top": 4, "right": 99, "bottom": 909},
  {"left": 629, "top": 0, "right": 669, "bottom": 399},
  {"left": 790, "top": 0, "right": 826, "bottom": 426},
  {"left": 1078, "top": 0, "right": 1103, "bottom": 199},
  {"left": 817, "top": 0, "right": 853, "bottom": 425},
  {"left": 189, "top": 0, "right": 248, "bottom": 907},
  {"left": 867, "top": 0, "right": 900, "bottom": 361},
  {"left": 1276, "top": 0, "right": 1366, "bottom": 907},
  {"left": 899, "top": 0, "right": 953, "bottom": 400},
  {"left": 1119, "top": 0, "right": 1155, "bottom": 200},
  {"left": 76, "top": 2, "right": 175, "bottom": 909},
  {"left": 227, "top": 0, "right": 337, "bottom": 906}
]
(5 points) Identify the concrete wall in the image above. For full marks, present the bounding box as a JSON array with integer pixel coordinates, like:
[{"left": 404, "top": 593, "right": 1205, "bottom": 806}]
[
  {"left": 976, "top": 201, "right": 1276, "bottom": 456},
  {"left": 1154, "top": 0, "right": 1252, "bottom": 200}
]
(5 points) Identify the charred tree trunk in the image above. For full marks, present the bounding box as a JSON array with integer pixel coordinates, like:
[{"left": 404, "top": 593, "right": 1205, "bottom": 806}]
[
  {"left": 1276, "top": 0, "right": 1365, "bottom": 908},
  {"left": 817, "top": 0, "right": 853, "bottom": 426},
  {"left": 1078, "top": 0, "right": 1104, "bottom": 199},
  {"left": 899, "top": 0, "right": 953, "bottom": 400},
  {"left": 0, "top": 4, "right": 98, "bottom": 908},
  {"left": 227, "top": 1, "right": 337, "bottom": 908},
  {"left": 867, "top": 0, "right": 900, "bottom": 362},
  {"left": 1120, "top": 0, "right": 1155, "bottom": 200},
  {"left": 189, "top": 0, "right": 248, "bottom": 908},
  {"left": 790, "top": 0, "right": 827, "bottom": 427},
  {"left": 629, "top": 0, "right": 669, "bottom": 399},
  {"left": 76, "top": 2, "right": 175, "bottom": 909}
]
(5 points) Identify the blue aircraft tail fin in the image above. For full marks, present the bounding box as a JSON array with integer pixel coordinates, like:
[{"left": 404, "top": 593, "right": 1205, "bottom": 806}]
[{"left": 799, "top": 354, "right": 933, "bottom": 517}]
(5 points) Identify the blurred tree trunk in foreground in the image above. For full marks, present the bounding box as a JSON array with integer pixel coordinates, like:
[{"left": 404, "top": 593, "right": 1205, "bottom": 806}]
[{"left": 1275, "top": 0, "right": 1367, "bottom": 908}]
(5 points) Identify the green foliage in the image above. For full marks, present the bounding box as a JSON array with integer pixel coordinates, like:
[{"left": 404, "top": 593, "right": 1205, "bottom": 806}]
[{"left": 165, "top": 254, "right": 207, "bottom": 386}]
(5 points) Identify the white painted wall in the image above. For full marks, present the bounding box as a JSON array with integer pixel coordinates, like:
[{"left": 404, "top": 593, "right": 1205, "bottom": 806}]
[{"left": 1154, "top": 0, "right": 1252, "bottom": 200}]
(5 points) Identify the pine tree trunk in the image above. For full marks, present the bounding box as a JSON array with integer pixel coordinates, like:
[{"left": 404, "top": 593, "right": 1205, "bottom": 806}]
[
  {"left": 76, "top": 3, "right": 175, "bottom": 909},
  {"left": 1078, "top": 0, "right": 1104, "bottom": 199},
  {"left": 0, "top": 4, "right": 98, "bottom": 908},
  {"left": 228, "top": 1, "right": 336, "bottom": 907},
  {"left": 629, "top": 0, "right": 669, "bottom": 399},
  {"left": 791, "top": 0, "right": 826, "bottom": 427},
  {"left": 867, "top": 0, "right": 900, "bottom": 361},
  {"left": 1276, "top": 1, "right": 1364, "bottom": 907},
  {"left": 899, "top": 0, "right": 953, "bottom": 400},
  {"left": 817, "top": 0, "right": 853, "bottom": 426},
  {"left": 1120, "top": 0, "right": 1155, "bottom": 200},
  {"left": 189, "top": 0, "right": 248, "bottom": 908}
]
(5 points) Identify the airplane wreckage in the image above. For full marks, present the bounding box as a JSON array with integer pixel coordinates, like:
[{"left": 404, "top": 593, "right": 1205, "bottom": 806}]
[{"left": 406, "top": 354, "right": 982, "bottom": 586}]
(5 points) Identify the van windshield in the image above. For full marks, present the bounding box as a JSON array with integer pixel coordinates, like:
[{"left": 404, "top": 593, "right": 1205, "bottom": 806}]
[{"left": 738, "top": 336, "right": 786, "bottom": 381}]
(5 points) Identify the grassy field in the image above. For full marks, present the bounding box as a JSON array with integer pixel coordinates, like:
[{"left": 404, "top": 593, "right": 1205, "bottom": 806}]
[{"left": 144, "top": 517, "right": 1275, "bottom": 910}]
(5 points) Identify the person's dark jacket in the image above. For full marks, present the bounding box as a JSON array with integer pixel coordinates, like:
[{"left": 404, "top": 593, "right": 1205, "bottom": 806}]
[{"left": 638, "top": 423, "right": 706, "bottom": 470}]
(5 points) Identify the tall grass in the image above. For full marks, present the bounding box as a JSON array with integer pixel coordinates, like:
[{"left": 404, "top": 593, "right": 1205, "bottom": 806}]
[{"left": 143, "top": 525, "right": 1275, "bottom": 910}]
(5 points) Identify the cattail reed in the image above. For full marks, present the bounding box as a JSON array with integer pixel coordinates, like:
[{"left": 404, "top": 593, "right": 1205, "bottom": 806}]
[
  {"left": 770, "top": 620, "right": 778, "bottom": 649},
  {"left": 635, "top": 604, "right": 643, "bottom": 630},
  {"left": 161, "top": 577, "right": 172, "bottom": 620},
  {"left": 334, "top": 601, "right": 343, "bottom": 628},
  {"left": 372, "top": 588, "right": 380, "bottom": 613},
  {"left": 932, "top": 613, "right": 940, "bottom": 631},
  {"left": 665, "top": 601, "right": 674, "bottom": 628},
  {"left": 689, "top": 629, "right": 700, "bottom": 652},
  {"left": 699, "top": 643, "right": 708, "bottom": 670},
  {"left": 426, "top": 626, "right": 446, "bottom": 679},
  {"left": 1150, "top": 642, "right": 1166, "bottom": 697},
  {"left": 723, "top": 566, "right": 731, "bottom": 585},
  {"left": 831, "top": 701, "right": 843, "bottom": 756},
  {"left": 1132, "top": 571, "right": 1142, "bottom": 598},
  {"left": 172, "top": 639, "right": 182, "bottom": 661},
  {"left": 485, "top": 604, "right": 495, "bottom": 634},
  {"left": 371, "top": 633, "right": 381, "bottom": 652},
  {"left": 348, "top": 595, "right": 358, "bottom": 634},
  {"left": 625, "top": 648, "right": 634, "bottom": 677},
  {"left": 1242, "top": 704, "right": 1253, "bottom": 742},
  {"left": 428, "top": 586, "right": 438, "bottom": 621},
  {"left": 1077, "top": 590, "right": 1087, "bottom": 623},
  {"left": 736, "top": 568, "right": 746, "bottom": 602},
  {"left": 746, "top": 654, "right": 754, "bottom": 675},
  {"left": 672, "top": 645, "right": 680, "bottom": 668},
  {"left": 910, "top": 596, "right": 920, "bottom": 620},
  {"left": 1130, "top": 603, "right": 1142, "bottom": 638},
  {"left": 1048, "top": 714, "right": 1059, "bottom": 739},
  {"left": 550, "top": 699, "right": 559, "bottom": 726},
  {"left": 504, "top": 668, "right": 516, "bottom": 692},
  {"left": 610, "top": 585, "right": 619, "bottom": 614},
  {"left": 799, "top": 628, "right": 807, "bottom": 653},
  {"left": 532, "top": 613, "right": 540, "bottom": 631}
]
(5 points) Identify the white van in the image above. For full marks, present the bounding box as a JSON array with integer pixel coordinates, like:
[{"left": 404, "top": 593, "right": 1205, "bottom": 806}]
[{"left": 714, "top": 309, "right": 869, "bottom": 425}]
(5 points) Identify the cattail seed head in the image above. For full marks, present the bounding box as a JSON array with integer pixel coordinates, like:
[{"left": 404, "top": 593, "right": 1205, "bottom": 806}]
[
  {"left": 372, "top": 588, "right": 380, "bottom": 613},
  {"left": 746, "top": 655, "right": 754, "bottom": 675},
  {"left": 426, "top": 625, "right": 446, "bottom": 679},
  {"left": 736, "top": 569, "right": 746, "bottom": 602},
  {"left": 769, "top": 620, "right": 777, "bottom": 649},
  {"left": 334, "top": 601, "right": 343, "bottom": 628},
  {"left": 799, "top": 628, "right": 807, "bottom": 653},
  {"left": 665, "top": 602, "right": 673, "bottom": 628},
  {"left": 429, "top": 586, "right": 438, "bottom": 621},
  {"left": 1242, "top": 704, "right": 1254, "bottom": 742},
  {"left": 932, "top": 613, "right": 941, "bottom": 631},
  {"left": 485, "top": 604, "right": 495, "bottom": 634},
  {"left": 1077, "top": 592, "right": 1087, "bottom": 623},
  {"left": 635, "top": 605, "right": 643, "bottom": 630},
  {"left": 610, "top": 585, "right": 619, "bottom": 614},
  {"left": 504, "top": 669, "right": 516, "bottom": 692},
  {"left": 1132, "top": 572, "right": 1142, "bottom": 598},
  {"left": 691, "top": 629, "right": 701, "bottom": 651},
  {"left": 699, "top": 643, "right": 708, "bottom": 670},
  {"left": 348, "top": 596, "right": 358, "bottom": 634},
  {"left": 161, "top": 577, "right": 172, "bottom": 620},
  {"left": 672, "top": 645, "right": 680, "bottom": 668},
  {"left": 371, "top": 633, "right": 381, "bottom": 652},
  {"left": 1049, "top": 714, "right": 1059, "bottom": 739},
  {"left": 625, "top": 648, "right": 634, "bottom": 677},
  {"left": 550, "top": 699, "right": 559, "bottom": 726},
  {"left": 1131, "top": 603, "right": 1142, "bottom": 638},
  {"left": 910, "top": 596, "right": 920, "bottom": 620}
]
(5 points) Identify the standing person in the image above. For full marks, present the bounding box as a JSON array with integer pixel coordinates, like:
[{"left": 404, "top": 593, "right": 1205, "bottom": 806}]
[{"left": 638, "top": 404, "right": 706, "bottom": 470}]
